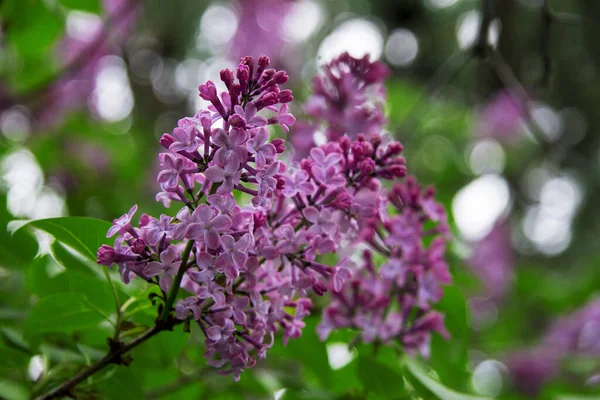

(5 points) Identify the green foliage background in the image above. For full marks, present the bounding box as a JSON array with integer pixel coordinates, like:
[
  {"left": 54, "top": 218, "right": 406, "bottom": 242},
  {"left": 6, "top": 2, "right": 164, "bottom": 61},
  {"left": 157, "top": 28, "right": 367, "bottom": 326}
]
[{"left": 1, "top": 0, "right": 599, "bottom": 399}]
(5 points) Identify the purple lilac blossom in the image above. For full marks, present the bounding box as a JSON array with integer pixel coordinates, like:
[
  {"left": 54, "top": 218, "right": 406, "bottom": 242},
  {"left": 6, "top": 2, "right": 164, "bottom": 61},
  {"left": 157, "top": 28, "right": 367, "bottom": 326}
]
[
  {"left": 97, "top": 54, "right": 450, "bottom": 380},
  {"left": 229, "top": 0, "right": 296, "bottom": 71},
  {"left": 506, "top": 297, "right": 600, "bottom": 395},
  {"left": 475, "top": 89, "right": 527, "bottom": 144},
  {"left": 467, "top": 221, "right": 514, "bottom": 325},
  {"left": 318, "top": 176, "right": 451, "bottom": 357},
  {"left": 35, "top": 0, "right": 139, "bottom": 128},
  {"left": 292, "top": 52, "right": 390, "bottom": 159}
]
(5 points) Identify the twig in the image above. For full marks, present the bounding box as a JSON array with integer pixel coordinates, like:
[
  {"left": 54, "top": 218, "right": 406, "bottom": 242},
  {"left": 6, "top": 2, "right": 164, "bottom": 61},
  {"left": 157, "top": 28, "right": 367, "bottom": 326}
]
[
  {"left": 540, "top": 0, "right": 552, "bottom": 87},
  {"left": 35, "top": 237, "right": 194, "bottom": 399},
  {"left": 161, "top": 239, "right": 195, "bottom": 322},
  {"left": 10, "top": 0, "right": 138, "bottom": 110},
  {"left": 553, "top": 11, "right": 583, "bottom": 26},
  {"left": 488, "top": 51, "right": 551, "bottom": 149},
  {"left": 35, "top": 324, "right": 163, "bottom": 400}
]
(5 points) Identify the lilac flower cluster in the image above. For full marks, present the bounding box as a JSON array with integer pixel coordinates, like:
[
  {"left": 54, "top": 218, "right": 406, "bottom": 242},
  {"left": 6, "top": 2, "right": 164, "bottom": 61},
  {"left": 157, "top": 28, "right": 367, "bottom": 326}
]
[
  {"left": 292, "top": 52, "right": 389, "bottom": 159},
  {"left": 506, "top": 297, "right": 600, "bottom": 395},
  {"left": 97, "top": 54, "right": 450, "bottom": 379},
  {"left": 37, "top": 0, "right": 139, "bottom": 127},
  {"left": 318, "top": 177, "right": 451, "bottom": 357}
]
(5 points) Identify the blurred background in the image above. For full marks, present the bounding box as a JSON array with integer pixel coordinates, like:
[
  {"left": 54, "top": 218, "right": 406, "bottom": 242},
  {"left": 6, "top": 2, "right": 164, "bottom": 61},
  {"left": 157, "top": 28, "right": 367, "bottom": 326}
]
[{"left": 1, "top": 0, "right": 600, "bottom": 398}]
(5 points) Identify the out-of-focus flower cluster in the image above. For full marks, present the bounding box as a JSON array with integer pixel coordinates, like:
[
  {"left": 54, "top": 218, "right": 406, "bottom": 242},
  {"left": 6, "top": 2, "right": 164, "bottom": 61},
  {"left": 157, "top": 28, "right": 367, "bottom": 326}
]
[
  {"left": 97, "top": 53, "right": 450, "bottom": 380},
  {"left": 506, "top": 297, "right": 600, "bottom": 395},
  {"left": 292, "top": 52, "right": 389, "bottom": 159},
  {"left": 38, "top": 0, "right": 139, "bottom": 127}
]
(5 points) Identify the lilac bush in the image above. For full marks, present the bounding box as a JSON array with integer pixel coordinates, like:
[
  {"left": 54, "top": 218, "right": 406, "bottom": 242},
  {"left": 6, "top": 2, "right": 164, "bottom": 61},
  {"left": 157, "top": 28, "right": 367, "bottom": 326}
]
[{"left": 97, "top": 54, "right": 451, "bottom": 380}]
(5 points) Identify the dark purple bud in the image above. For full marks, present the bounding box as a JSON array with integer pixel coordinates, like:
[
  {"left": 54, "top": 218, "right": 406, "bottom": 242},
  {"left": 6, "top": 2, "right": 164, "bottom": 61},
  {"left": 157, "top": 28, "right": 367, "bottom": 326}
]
[
  {"left": 240, "top": 56, "right": 255, "bottom": 78},
  {"left": 312, "top": 279, "right": 328, "bottom": 296},
  {"left": 97, "top": 245, "right": 118, "bottom": 266},
  {"left": 220, "top": 69, "right": 235, "bottom": 89},
  {"left": 160, "top": 134, "right": 175, "bottom": 150},
  {"left": 359, "top": 158, "right": 376, "bottom": 176},
  {"left": 273, "top": 71, "right": 288, "bottom": 85},
  {"left": 237, "top": 65, "right": 250, "bottom": 93},
  {"left": 339, "top": 136, "right": 351, "bottom": 153},
  {"left": 270, "top": 138, "right": 285, "bottom": 153},
  {"left": 198, "top": 81, "right": 218, "bottom": 102},
  {"left": 276, "top": 177, "right": 285, "bottom": 190},
  {"left": 278, "top": 89, "right": 293, "bottom": 103},
  {"left": 383, "top": 142, "right": 404, "bottom": 158},
  {"left": 256, "top": 56, "right": 270, "bottom": 77},
  {"left": 255, "top": 92, "right": 278, "bottom": 110},
  {"left": 131, "top": 238, "right": 147, "bottom": 254},
  {"left": 229, "top": 84, "right": 241, "bottom": 107}
]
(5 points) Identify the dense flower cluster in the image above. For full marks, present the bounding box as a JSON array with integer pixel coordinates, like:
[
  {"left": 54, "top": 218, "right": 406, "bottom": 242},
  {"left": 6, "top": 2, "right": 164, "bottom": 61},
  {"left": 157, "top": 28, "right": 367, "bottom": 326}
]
[
  {"left": 318, "top": 177, "right": 451, "bottom": 357},
  {"left": 292, "top": 52, "right": 389, "bottom": 159},
  {"left": 97, "top": 53, "right": 450, "bottom": 380}
]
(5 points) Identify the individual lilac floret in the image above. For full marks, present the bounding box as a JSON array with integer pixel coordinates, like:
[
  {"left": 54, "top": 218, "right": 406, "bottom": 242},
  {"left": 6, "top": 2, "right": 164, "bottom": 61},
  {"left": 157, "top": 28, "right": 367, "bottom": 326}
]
[
  {"left": 506, "top": 297, "right": 600, "bottom": 395},
  {"left": 107, "top": 205, "right": 138, "bottom": 238},
  {"left": 143, "top": 246, "right": 181, "bottom": 291}
]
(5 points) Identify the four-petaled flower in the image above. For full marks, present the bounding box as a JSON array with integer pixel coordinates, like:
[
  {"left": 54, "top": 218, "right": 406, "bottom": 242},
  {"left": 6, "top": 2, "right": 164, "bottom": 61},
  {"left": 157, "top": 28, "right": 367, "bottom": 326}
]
[
  {"left": 215, "top": 234, "right": 252, "bottom": 279},
  {"left": 143, "top": 246, "right": 181, "bottom": 291},
  {"left": 185, "top": 204, "right": 232, "bottom": 249},
  {"left": 107, "top": 204, "right": 138, "bottom": 238},
  {"left": 170, "top": 125, "right": 202, "bottom": 153},
  {"left": 204, "top": 160, "right": 242, "bottom": 194},
  {"left": 212, "top": 128, "right": 248, "bottom": 166},
  {"left": 283, "top": 170, "right": 315, "bottom": 198},
  {"left": 246, "top": 127, "right": 276, "bottom": 169}
]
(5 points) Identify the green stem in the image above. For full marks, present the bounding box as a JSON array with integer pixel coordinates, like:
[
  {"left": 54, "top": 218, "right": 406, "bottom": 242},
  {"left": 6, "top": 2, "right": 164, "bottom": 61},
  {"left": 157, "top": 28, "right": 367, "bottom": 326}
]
[
  {"left": 102, "top": 268, "right": 122, "bottom": 339},
  {"left": 160, "top": 240, "right": 195, "bottom": 322}
]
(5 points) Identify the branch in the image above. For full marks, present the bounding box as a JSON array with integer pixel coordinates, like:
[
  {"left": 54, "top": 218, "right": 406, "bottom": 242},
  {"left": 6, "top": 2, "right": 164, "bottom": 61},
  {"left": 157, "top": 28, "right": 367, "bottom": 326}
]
[
  {"left": 35, "top": 324, "right": 163, "bottom": 400},
  {"left": 36, "top": 237, "right": 195, "bottom": 399},
  {"left": 487, "top": 51, "right": 552, "bottom": 149},
  {"left": 9, "top": 0, "right": 138, "bottom": 111},
  {"left": 540, "top": 0, "right": 552, "bottom": 87},
  {"left": 161, "top": 239, "right": 195, "bottom": 322}
]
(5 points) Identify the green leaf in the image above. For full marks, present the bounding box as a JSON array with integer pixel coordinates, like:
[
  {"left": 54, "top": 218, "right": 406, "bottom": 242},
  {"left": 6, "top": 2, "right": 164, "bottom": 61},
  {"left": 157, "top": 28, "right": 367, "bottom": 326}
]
[
  {"left": 98, "top": 367, "right": 144, "bottom": 399},
  {"left": 51, "top": 240, "right": 96, "bottom": 276},
  {"left": 403, "top": 357, "right": 491, "bottom": 400},
  {"left": 0, "top": 196, "right": 38, "bottom": 269},
  {"left": 58, "top": 0, "right": 101, "bottom": 13},
  {"left": 357, "top": 355, "right": 406, "bottom": 399},
  {"left": 2, "top": 1, "right": 63, "bottom": 60},
  {"left": 18, "top": 217, "right": 112, "bottom": 261},
  {"left": 23, "top": 292, "right": 105, "bottom": 343},
  {"left": 0, "top": 379, "right": 28, "bottom": 400},
  {"left": 429, "top": 285, "right": 470, "bottom": 389}
]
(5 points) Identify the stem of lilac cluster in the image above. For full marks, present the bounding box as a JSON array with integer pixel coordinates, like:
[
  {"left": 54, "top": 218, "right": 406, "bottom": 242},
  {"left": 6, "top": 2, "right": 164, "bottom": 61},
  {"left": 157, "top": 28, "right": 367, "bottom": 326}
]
[
  {"left": 242, "top": 163, "right": 257, "bottom": 175},
  {"left": 102, "top": 268, "right": 122, "bottom": 341},
  {"left": 35, "top": 324, "right": 164, "bottom": 400},
  {"left": 234, "top": 184, "right": 258, "bottom": 196},
  {"left": 160, "top": 239, "right": 195, "bottom": 322}
]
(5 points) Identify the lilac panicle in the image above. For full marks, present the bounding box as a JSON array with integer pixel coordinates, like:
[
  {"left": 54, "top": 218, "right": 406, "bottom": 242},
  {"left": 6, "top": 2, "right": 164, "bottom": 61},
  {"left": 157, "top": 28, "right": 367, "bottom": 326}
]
[
  {"left": 506, "top": 297, "right": 600, "bottom": 395},
  {"left": 292, "top": 52, "right": 389, "bottom": 159},
  {"left": 97, "top": 54, "right": 450, "bottom": 379}
]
